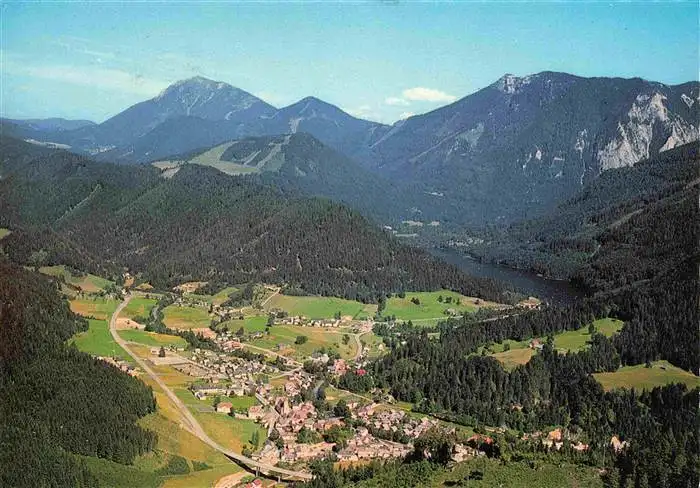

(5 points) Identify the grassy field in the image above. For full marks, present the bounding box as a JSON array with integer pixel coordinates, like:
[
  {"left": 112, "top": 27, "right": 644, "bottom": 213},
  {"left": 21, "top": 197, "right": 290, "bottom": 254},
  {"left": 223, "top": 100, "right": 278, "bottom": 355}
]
[
  {"left": 212, "top": 286, "right": 239, "bottom": 306},
  {"left": 491, "top": 348, "right": 536, "bottom": 371},
  {"left": 122, "top": 297, "right": 159, "bottom": 320},
  {"left": 80, "top": 455, "right": 161, "bottom": 488},
  {"left": 249, "top": 325, "right": 357, "bottom": 359},
  {"left": 553, "top": 318, "right": 624, "bottom": 352},
  {"left": 40, "top": 265, "right": 114, "bottom": 293},
  {"left": 384, "top": 290, "right": 502, "bottom": 322},
  {"left": 431, "top": 457, "right": 603, "bottom": 488},
  {"left": 119, "top": 329, "right": 188, "bottom": 348},
  {"left": 360, "top": 332, "right": 386, "bottom": 359},
  {"left": 593, "top": 360, "right": 700, "bottom": 392},
  {"left": 265, "top": 294, "right": 367, "bottom": 319},
  {"left": 217, "top": 315, "right": 269, "bottom": 333},
  {"left": 71, "top": 318, "right": 129, "bottom": 360},
  {"left": 486, "top": 318, "right": 626, "bottom": 369},
  {"left": 194, "top": 412, "right": 268, "bottom": 453},
  {"left": 162, "top": 304, "right": 212, "bottom": 329},
  {"left": 0, "top": 228, "right": 11, "bottom": 240},
  {"left": 69, "top": 297, "right": 118, "bottom": 321}
]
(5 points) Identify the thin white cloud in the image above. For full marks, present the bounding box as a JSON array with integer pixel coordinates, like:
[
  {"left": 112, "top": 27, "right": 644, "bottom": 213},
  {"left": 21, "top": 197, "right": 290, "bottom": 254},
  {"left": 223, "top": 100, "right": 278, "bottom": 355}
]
[
  {"left": 384, "top": 96, "right": 410, "bottom": 106},
  {"left": 344, "top": 104, "right": 382, "bottom": 122},
  {"left": 402, "top": 87, "right": 457, "bottom": 103},
  {"left": 5, "top": 60, "right": 168, "bottom": 96}
]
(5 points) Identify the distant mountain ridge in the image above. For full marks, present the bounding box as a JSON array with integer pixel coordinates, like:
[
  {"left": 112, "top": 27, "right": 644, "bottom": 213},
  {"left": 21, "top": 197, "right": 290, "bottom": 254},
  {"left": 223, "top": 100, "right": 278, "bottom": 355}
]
[
  {"left": 13, "top": 72, "right": 699, "bottom": 228},
  {"left": 361, "top": 72, "right": 699, "bottom": 224},
  {"left": 23, "top": 76, "right": 388, "bottom": 165}
]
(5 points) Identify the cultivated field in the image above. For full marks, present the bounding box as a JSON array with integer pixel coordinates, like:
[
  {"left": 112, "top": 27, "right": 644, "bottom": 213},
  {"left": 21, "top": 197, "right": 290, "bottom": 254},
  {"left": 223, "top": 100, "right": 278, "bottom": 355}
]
[
  {"left": 194, "top": 412, "right": 268, "bottom": 454},
  {"left": 69, "top": 297, "right": 119, "bottom": 320},
  {"left": 217, "top": 315, "right": 268, "bottom": 333},
  {"left": 119, "top": 329, "right": 188, "bottom": 348},
  {"left": 593, "top": 360, "right": 700, "bottom": 392},
  {"left": 491, "top": 348, "right": 536, "bottom": 371},
  {"left": 122, "top": 297, "right": 159, "bottom": 320},
  {"left": 162, "top": 304, "right": 212, "bottom": 329},
  {"left": 265, "top": 294, "right": 368, "bottom": 319}
]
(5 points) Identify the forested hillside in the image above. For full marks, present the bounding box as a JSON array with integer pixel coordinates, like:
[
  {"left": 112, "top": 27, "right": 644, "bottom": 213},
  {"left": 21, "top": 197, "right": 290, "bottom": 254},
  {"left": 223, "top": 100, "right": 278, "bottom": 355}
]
[
  {"left": 0, "top": 136, "right": 508, "bottom": 303},
  {"left": 152, "top": 132, "right": 412, "bottom": 222},
  {"left": 0, "top": 262, "right": 156, "bottom": 487},
  {"left": 458, "top": 142, "right": 699, "bottom": 279},
  {"left": 337, "top": 143, "right": 699, "bottom": 487}
]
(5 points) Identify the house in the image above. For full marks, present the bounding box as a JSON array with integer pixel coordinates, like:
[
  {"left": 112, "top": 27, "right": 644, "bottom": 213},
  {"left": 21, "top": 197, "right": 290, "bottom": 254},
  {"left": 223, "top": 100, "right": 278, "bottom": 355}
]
[
  {"left": 610, "top": 436, "right": 628, "bottom": 452},
  {"left": 192, "top": 327, "right": 216, "bottom": 340},
  {"left": 332, "top": 359, "right": 347, "bottom": 375},
  {"left": 529, "top": 338, "right": 544, "bottom": 350},
  {"left": 547, "top": 428, "right": 563, "bottom": 442},
  {"left": 216, "top": 402, "right": 233, "bottom": 414},
  {"left": 248, "top": 405, "right": 265, "bottom": 421},
  {"left": 572, "top": 441, "right": 589, "bottom": 452}
]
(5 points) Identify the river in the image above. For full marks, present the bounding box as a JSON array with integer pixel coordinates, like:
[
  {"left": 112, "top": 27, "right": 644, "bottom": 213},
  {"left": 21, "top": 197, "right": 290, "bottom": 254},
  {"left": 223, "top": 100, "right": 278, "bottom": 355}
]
[{"left": 431, "top": 248, "right": 584, "bottom": 306}]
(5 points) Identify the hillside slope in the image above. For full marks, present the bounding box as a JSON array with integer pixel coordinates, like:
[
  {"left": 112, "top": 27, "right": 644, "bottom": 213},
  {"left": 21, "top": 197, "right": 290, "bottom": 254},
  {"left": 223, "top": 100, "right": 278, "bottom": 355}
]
[
  {"left": 364, "top": 72, "right": 699, "bottom": 225},
  {"left": 456, "top": 141, "right": 699, "bottom": 280},
  {"left": 0, "top": 136, "right": 508, "bottom": 302},
  {"left": 152, "top": 132, "right": 410, "bottom": 221}
]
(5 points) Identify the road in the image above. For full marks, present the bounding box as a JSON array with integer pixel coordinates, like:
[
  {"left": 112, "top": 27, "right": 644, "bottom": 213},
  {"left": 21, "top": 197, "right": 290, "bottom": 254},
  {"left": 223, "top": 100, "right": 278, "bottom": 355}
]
[{"left": 109, "top": 295, "right": 312, "bottom": 482}]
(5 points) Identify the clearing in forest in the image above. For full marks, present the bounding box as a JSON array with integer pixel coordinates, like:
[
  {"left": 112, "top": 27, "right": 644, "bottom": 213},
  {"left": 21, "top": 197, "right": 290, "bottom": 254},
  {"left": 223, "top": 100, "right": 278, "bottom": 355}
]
[
  {"left": 40, "top": 265, "right": 114, "bottom": 293},
  {"left": 593, "top": 360, "right": 700, "bottom": 392}
]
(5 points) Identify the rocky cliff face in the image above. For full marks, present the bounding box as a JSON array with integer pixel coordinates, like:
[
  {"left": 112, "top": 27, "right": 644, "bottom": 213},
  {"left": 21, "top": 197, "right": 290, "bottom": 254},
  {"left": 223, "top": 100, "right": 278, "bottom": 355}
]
[{"left": 360, "top": 72, "right": 699, "bottom": 224}]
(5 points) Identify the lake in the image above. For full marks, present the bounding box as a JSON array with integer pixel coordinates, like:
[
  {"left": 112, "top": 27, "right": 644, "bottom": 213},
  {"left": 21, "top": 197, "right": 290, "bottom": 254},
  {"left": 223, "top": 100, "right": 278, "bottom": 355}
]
[{"left": 431, "top": 248, "right": 584, "bottom": 306}]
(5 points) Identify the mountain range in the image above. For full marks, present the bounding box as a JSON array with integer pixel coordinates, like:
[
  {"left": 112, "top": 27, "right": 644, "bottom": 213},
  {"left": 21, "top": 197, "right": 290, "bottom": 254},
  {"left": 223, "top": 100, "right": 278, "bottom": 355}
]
[{"left": 5, "top": 72, "right": 698, "bottom": 229}]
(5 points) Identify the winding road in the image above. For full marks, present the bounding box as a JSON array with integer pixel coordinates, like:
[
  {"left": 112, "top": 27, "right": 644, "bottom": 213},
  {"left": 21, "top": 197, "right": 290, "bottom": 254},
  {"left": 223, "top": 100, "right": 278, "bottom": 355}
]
[{"left": 109, "top": 295, "right": 312, "bottom": 482}]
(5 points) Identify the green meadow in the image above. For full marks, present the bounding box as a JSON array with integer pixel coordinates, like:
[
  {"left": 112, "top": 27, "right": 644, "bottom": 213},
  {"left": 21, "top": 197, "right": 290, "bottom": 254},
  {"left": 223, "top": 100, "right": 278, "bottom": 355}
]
[
  {"left": 40, "top": 265, "right": 114, "bottom": 293},
  {"left": 384, "top": 290, "right": 501, "bottom": 322},
  {"left": 119, "top": 329, "right": 187, "bottom": 348},
  {"left": 593, "top": 360, "right": 700, "bottom": 392},
  {"left": 122, "top": 297, "right": 159, "bottom": 320},
  {"left": 265, "top": 294, "right": 367, "bottom": 319},
  {"left": 162, "top": 304, "right": 212, "bottom": 329},
  {"left": 71, "top": 319, "right": 129, "bottom": 360}
]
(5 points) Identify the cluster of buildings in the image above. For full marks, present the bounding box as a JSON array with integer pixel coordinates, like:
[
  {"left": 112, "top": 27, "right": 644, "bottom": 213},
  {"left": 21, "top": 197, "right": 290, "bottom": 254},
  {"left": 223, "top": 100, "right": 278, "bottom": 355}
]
[
  {"left": 98, "top": 356, "right": 138, "bottom": 377},
  {"left": 283, "top": 371, "right": 313, "bottom": 397},
  {"left": 353, "top": 403, "right": 439, "bottom": 440},
  {"left": 335, "top": 427, "right": 413, "bottom": 462},
  {"left": 522, "top": 428, "right": 590, "bottom": 452}
]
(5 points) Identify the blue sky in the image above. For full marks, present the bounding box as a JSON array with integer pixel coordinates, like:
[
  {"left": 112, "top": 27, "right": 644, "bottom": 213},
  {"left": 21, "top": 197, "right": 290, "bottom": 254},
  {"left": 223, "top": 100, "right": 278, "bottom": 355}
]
[{"left": 2, "top": 2, "right": 698, "bottom": 123}]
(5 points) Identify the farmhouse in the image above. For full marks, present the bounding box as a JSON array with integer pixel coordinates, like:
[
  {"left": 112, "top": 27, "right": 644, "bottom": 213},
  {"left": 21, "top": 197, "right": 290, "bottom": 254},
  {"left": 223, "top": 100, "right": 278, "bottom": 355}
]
[{"left": 216, "top": 402, "right": 233, "bottom": 414}]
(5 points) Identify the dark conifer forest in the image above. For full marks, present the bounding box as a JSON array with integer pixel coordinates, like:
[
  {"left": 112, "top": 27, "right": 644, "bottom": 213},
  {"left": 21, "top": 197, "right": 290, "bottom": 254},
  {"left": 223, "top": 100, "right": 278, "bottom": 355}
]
[{"left": 0, "top": 263, "right": 157, "bottom": 487}]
